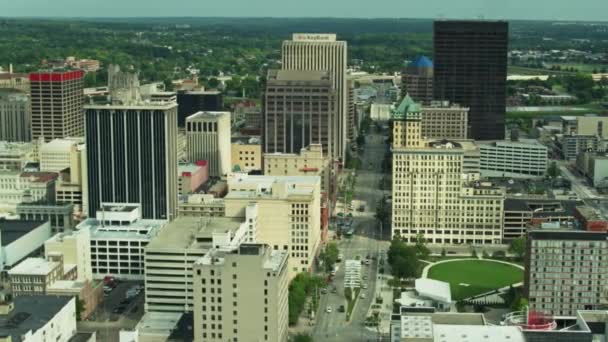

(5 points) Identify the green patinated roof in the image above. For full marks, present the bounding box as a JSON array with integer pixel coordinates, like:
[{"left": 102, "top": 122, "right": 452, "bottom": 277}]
[{"left": 392, "top": 94, "right": 421, "bottom": 121}]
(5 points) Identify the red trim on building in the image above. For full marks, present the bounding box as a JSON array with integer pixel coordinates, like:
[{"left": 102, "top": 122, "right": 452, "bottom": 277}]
[{"left": 29, "top": 70, "right": 84, "bottom": 82}]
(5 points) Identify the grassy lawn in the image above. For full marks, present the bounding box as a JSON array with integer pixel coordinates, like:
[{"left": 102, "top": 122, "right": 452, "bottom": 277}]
[
  {"left": 427, "top": 260, "right": 523, "bottom": 301},
  {"left": 346, "top": 288, "right": 360, "bottom": 321}
]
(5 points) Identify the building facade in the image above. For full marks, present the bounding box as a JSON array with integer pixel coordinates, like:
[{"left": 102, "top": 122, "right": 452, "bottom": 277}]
[
  {"left": 264, "top": 144, "right": 332, "bottom": 194},
  {"left": 420, "top": 101, "right": 469, "bottom": 140},
  {"left": 264, "top": 69, "right": 337, "bottom": 159},
  {"left": 231, "top": 140, "right": 262, "bottom": 173},
  {"left": 479, "top": 139, "right": 549, "bottom": 178},
  {"left": 434, "top": 20, "right": 509, "bottom": 140},
  {"left": 178, "top": 194, "right": 226, "bottom": 217},
  {"left": 178, "top": 161, "right": 209, "bottom": 195},
  {"left": 0, "top": 141, "right": 35, "bottom": 171},
  {"left": 177, "top": 90, "right": 223, "bottom": 128},
  {"left": 391, "top": 96, "right": 505, "bottom": 244},
  {"left": 224, "top": 174, "right": 322, "bottom": 279},
  {"left": 193, "top": 244, "right": 289, "bottom": 342},
  {"left": 16, "top": 202, "right": 75, "bottom": 233},
  {"left": 39, "top": 138, "right": 83, "bottom": 172},
  {"left": 85, "top": 102, "right": 178, "bottom": 220},
  {"left": 77, "top": 204, "right": 165, "bottom": 280},
  {"left": 0, "top": 89, "right": 30, "bottom": 142},
  {"left": 44, "top": 227, "right": 93, "bottom": 281},
  {"left": 560, "top": 135, "right": 599, "bottom": 161},
  {"left": 144, "top": 213, "right": 255, "bottom": 312},
  {"left": 186, "top": 111, "right": 231, "bottom": 178},
  {"left": 282, "top": 33, "right": 348, "bottom": 158},
  {"left": 30, "top": 70, "right": 85, "bottom": 141},
  {"left": 525, "top": 229, "right": 608, "bottom": 316},
  {"left": 401, "top": 55, "right": 434, "bottom": 104},
  {"left": 0, "top": 172, "right": 57, "bottom": 211}
]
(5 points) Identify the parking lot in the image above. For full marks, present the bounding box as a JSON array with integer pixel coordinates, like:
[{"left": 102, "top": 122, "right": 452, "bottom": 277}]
[{"left": 88, "top": 280, "right": 145, "bottom": 322}]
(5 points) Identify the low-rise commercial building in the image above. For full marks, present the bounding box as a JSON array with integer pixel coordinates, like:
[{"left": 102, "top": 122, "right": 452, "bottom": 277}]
[
  {"left": 39, "top": 138, "right": 83, "bottom": 172},
  {"left": 503, "top": 199, "right": 578, "bottom": 241},
  {"left": 559, "top": 135, "right": 598, "bottom": 161},
  {"left": 231, "top": 138, "right": 262, "bottom": 173},
  {"left": 390, "top": 311, "right": 525, "bottom": 342},
  {"left": 16, "top": 202, "right": 75, "bottom": 233},
  {"left": 77, "top": 203, "right": 165, "bottom": 280},
  {"left": 178, "top": 194, "right": 225, "bottom": 217},
  {"left": 178, "top": 161, "right": 209, "bottom": 195},
  {"left": 145, "top": 211, "right": 256, "bottom": 312},
  {"left": 525, "top": 228, "right": 608, "bottom": 316},
  {"left": 0, "top": 219, "right": 51, "bottom": 271},
  {"left": 45, "top": 227, "right": 92, "bottom": 281},
  {"left": 264, "top": 144, "right": 332, "bottom": 194},
  {"left": 0, "top": 295, "right": 77, "bottom": 342},
  {"left": 479, "top": 139, "right": 548, "bottom": 178},
  {"left": 8, "top": 256, "right": 74, "bottom": 296},
  {"left": 0, "top": 171, "right": 57, "bottom": 211},
  {"left": 193, "top": 244, "right": 289, "bottom": 342},
  {"left": 0, "top": 141, "right": 35, "bottom": 171},
  {"left": 225, "top": 174, "right": 322, "bottom": 279},
  {"left": 574, "top": 206, "right": 608, "bottom": 231},
  {"left": 576, "top": 151, "right": 608, "bottom": 188}
]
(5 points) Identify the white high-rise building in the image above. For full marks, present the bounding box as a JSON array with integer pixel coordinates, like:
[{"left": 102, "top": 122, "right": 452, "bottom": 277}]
[
  {"left": 186, "top": 111, "right": 231, "bottom": 177},
  {"left": 282, "top": 33, "right": 348, "bottom": 159}
]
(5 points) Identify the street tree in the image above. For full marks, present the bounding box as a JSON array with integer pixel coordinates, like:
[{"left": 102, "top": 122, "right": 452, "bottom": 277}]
[
  {"left": 547, "top": 161, "right": 559, "bottom": 179},
  {"left": 387, "top": 238, "right": 419, "bottom": 280},
  {"left": 509, "top": 236, "right": 527, "bottom": 260},
  {"left": 321, "top": 243, "right": 339, "bottom": 272}
]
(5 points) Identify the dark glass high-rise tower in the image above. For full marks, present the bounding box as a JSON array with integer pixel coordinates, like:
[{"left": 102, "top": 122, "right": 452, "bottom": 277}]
[
  {"left": 84, "top": 103, "right": 178, "bottom": 220},
  {"left": 433, "top": 20, "right": 508, "bottom": 140}
]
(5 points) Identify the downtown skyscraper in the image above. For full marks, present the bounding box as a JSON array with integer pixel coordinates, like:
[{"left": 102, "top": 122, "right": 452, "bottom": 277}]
[
  {"left": 30, "top": 70, "right": 85, "bottom": 141},
  {"left": 281, "top": 33, "right": 347, "bottom": 160},
  {"left": 84, "top": 102, "right": 178, "bottom": 220},
  {"left": 433, "top": 20, "right": 509, "bottom": 140}
]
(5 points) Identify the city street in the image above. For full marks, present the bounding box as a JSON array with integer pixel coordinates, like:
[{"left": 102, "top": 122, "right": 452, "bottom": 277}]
[{"left": 312, "top": 129, "right": 390, "bottom": 341}]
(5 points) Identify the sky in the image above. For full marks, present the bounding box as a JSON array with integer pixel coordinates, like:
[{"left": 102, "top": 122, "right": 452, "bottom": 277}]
[{"left": 2, "top": 0, "right": 607, "bottom": 22}]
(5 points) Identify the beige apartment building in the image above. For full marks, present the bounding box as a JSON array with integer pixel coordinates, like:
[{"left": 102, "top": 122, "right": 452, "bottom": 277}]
[
  {"left": 44, "top": 228, "right": 92, "bottom": 281},
  {"left": 391, "top": 96, "right": 505, "bottom": 244},
  {"left": 231, "top": 140, "right": 262, "bottom": 173},
  {"left": 144, "top": 210, "right": 257, "bottom": 312},
  {"left": 225, "top": 174, "right": 321, "bottom": 279},
  {"left": 264, "top": 144, "right": 331, "bottom": 193},
  {"left": 193, "top": 244, "right": 288, "bottom": 342},
  {"left": 178, "top": 194, "right": 226, "bottom": 218},
  {"left": 421, "top": 101, "right": 469, "bottom": 140}
]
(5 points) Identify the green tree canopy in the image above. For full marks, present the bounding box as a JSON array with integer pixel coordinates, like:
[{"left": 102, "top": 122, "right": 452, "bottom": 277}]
[{"left": 509, "top": 236, "right": 527, "bottom": 260}]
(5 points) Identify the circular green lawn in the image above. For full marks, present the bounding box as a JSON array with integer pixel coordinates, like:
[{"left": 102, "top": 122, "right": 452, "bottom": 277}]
[{"left": 427, "top": 259, "right": 523, "bottom": 301}]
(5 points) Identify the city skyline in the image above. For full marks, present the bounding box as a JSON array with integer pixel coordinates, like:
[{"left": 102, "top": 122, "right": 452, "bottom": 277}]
[{"left": 2, "top": 0, "right": 608, "bottom": 22}]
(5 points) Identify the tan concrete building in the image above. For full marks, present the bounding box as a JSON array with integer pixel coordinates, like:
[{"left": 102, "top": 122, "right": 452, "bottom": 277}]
[
  {"left": 391, "top": 96, "right": 505, "bottom": 244},
  {"left": 186, "top": 111, "right": 231, "bottom": 177},
  {"left": 225, "top": 174, "right": 321, "bottom": 279},
  {"left": 574, "top": 115, "right": 608, "bottom": 138},
  {"left": 421, "top": 101, "right": 469, "bottom": 140},
  {"left": 193, "top": 244, "right": 288, "bottom": 342},
  {"left": 144, "top": 212, "right": 256, "bottom": 312},
  {"left": 44, "top": 228, "right": 92, "bottom": 281},
  {"left": 8, "top": 256, "right": 74, "bottom": 296},
  {"left": 264, "top": 144, "right": 331, "bottom": 194},
  {"left": 231, "top": 139, "right": 262, "bottom": 173},
  {"left": 178, "top": 194, "right": 226, "bottom": 218}
]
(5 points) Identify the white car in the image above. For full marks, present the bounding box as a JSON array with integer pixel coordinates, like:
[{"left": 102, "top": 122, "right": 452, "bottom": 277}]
[
  {"left": 326, "top": 306, "right": 332, "bottom": 313},
  {"left": 362, "top": 283, "right": 368, "bottom": 289},
  {"left": 360, "top": 293, "right": 366, "bottom": 299}
]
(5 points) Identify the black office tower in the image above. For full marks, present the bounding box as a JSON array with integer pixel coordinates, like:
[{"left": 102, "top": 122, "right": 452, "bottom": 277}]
[
  {"left": 434, "top": 20, "right": 508, "bottom": 140},
  {"left": 85, "top": 103, "right": 178, "bottom": 220},
  {"left": 176, "top": 90, "right": 223, "bottom": 128}
]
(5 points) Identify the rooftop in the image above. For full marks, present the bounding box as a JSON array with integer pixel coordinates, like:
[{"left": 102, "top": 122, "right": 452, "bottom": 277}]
[
  {"left": 146, "top": 216, "right": 242, "bottom": 250},
  {"left": 178, "top": 163, "right": 204, "bottom": 175},
  {"left": 77, "top": 217, "right": 164, "bottom": 241},
  {"left": 415, "top": 278, "right": 452, "bottom": 304},
  {"left": 0, "top": 219, "right": 47, "bottom": 246},
  {"left": 267, "top": 69, "right": 330, "bottom": 82},
  {"left": 408, "top": 55, "right": 433, "bottom": 69},
  {"left": 0, "top": 296, "right": 72, "bottom": 342},
  {"left": 186, "top": 111, "right": 230, "bottom": 121},
  {"left": 40, "top": 138, "right": 83, "bottom": 151},
  {"left": 226, "top": 174, "right": 319, "bottom": 200},
  {"left": 392, "top": 94, "right": 421, "bottom": 121},
  {"left": 19, "top": 172, "right": 58, "bottom": 183},
  {"left": 433, "top": 325, "right": 525, "bottom": 342},
  {"left": 8, "top": 258, "right": 58, "bottom": 276},
  {"left": 84, "top": 102, "right": 177, "bottom": 110},
  {"left": 504, "top": 199, "right": 579, "bottom": 218},
  {"left": 136, "top": 311, "right": 182, "bottom": 338},
  {"left": 68, "top": 332, "right": 95, "bottom": 342},
  {"left": 0, "top": 142, "right": 34, "bottom": 155},
  {"left": 478, "top": 139, "right": 547, "bottom": 149}
]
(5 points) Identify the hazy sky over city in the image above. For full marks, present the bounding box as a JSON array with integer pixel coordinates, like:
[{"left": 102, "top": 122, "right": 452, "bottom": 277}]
[{"left": 3, "top": 0, "right": 607, "bottom": 21}]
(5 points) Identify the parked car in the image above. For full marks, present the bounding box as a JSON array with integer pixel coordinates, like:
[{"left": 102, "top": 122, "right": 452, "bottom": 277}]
[
  {"left": 326, "top": 306, "right": 332, "bottom": 313},
  {"left": 338, "top": 305, "right": 345, "bottom": 312}
]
